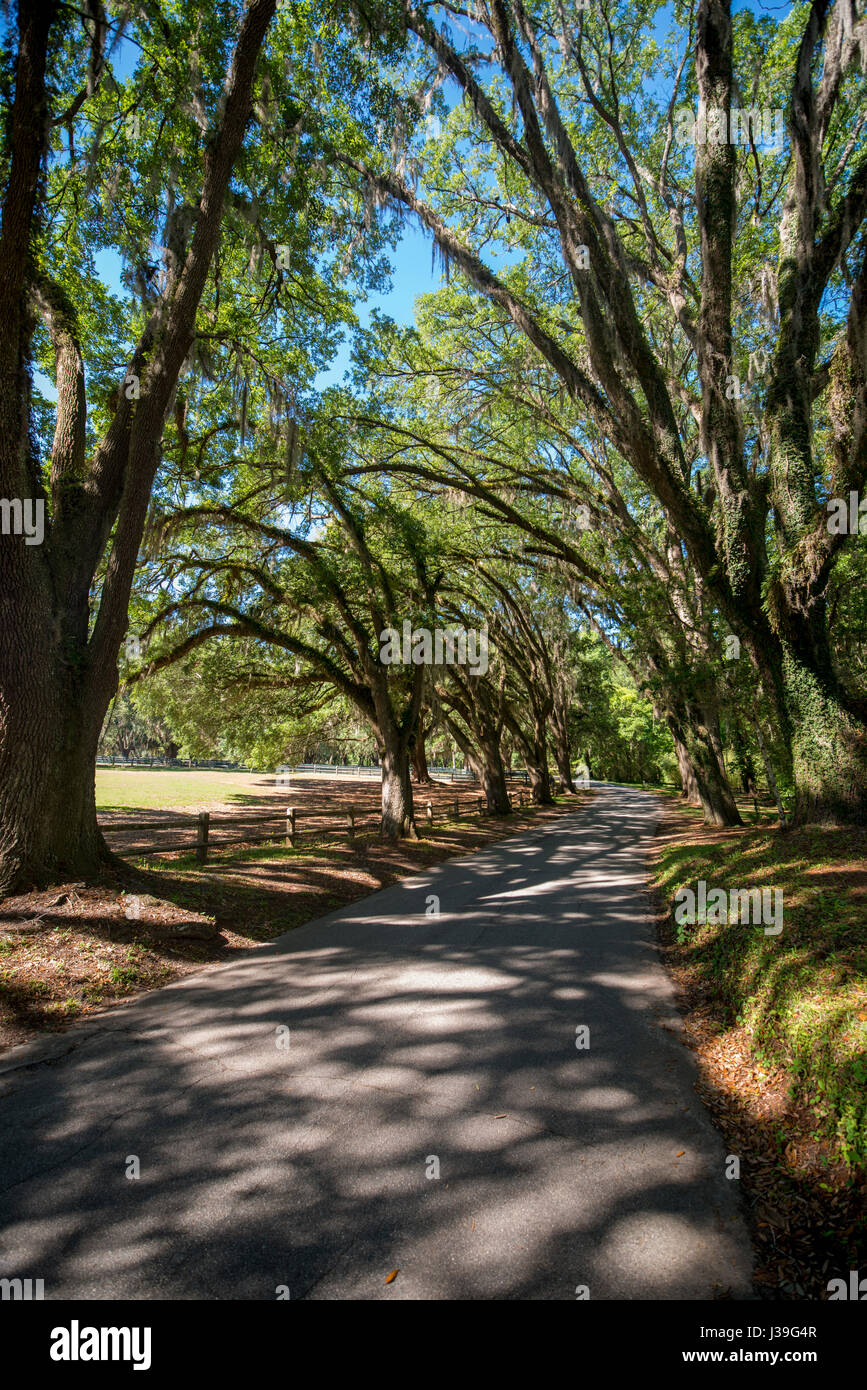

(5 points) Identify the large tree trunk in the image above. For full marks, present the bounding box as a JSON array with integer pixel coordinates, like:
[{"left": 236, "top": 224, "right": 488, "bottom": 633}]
[
  {"left": 0, "top": 637, "right": 112, "bottom": 891},
  {"left": 748, "top": 556, "right": 867, "bottom": 822},
  {"left": 483, "top": 767, "right": 510, "bottom": 813},
  {"left": 478, "top": 737, "right": 512, "bottom": 814},
  {"left": 467, "top": 746, "right": 511, "bottom": 814},
  {"left": 669, "top": 707, "right": 742, "bottom": 826},
  {"left": 689, "top": 736, "right": 742, "bottom": 826},
  {"left": 525, "top": 733, "right": 554, "bottom": 805},
  {"left": 445, "top": 716, "right": 511, "bottom": 814},
  {"left": 550, "top": 704, "right": 576, "bottom": 792},
  {"left": 0, "top": 0, "right": 278, "bottom": 894},
  {"left": 782, "top": 644, "right": 867, "bottom": 823},
  {"left": 0, "top": 556, "right": 124, "bottom": 890},
  {"left": 411, "top": 720, "right": 433, "bottom": 784},
  {"left": 671, "top": 726, "right": 701, "bottom": 804},
  {"left": 380, "top": 738, "right": 418, "bottom": 840}
]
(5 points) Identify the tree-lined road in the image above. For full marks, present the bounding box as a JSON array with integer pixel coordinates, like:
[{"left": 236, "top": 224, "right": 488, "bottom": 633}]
[{"left": 0, "top": 785, "right": 753, "bottom": 1300}]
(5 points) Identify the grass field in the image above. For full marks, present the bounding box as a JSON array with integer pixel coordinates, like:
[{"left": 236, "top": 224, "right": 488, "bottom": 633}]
[{"left": 96, "top": 768, "right": 286, "bottom": 813}]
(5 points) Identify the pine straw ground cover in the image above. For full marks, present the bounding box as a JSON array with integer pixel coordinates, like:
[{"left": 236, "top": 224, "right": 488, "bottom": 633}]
[
  {"left": 650, "top": 798, "right": 867, "bottom": 1299},
  {"left": 0, "top": 787, "right": 592, "bottom": 1054}
]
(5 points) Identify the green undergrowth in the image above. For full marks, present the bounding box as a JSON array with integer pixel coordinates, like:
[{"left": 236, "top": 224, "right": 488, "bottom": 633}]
[{"left": 654, "top": 824, "right": 867, "bottom": 1168}]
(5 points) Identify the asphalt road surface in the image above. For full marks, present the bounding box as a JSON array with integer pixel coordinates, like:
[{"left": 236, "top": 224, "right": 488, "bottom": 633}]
[{"left": 0, "top": 783, "right": 754, "bottom": 1300}]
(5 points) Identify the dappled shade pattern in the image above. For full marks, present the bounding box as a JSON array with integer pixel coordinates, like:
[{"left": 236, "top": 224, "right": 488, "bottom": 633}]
[{"left": 0, "top": 787, "right": 753, "bottom": 1299}]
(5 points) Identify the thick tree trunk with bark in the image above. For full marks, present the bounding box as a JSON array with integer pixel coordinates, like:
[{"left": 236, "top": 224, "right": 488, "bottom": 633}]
[
  {"left": 669, "top": 706, "right": 742, "bottom": 826},
  {"left": 519, "top": 724, "right": 554, "bottom": 805},
  {"left": 445, "top": 716, "right": 511, "bottom": 814},
  {"left": 380, "top": 738, "right": 418, "bottom": 840},
  {"left": 689, "top": 735, "right": 742, "bottom": 826},
  {"left": 550, "top": 703, "right": 576, "bottom": 792},
  {"left": 481, "top": 753, "right": 512, "bottom": 814},
  {"left": 526, "top": 758, "right": 553, "bottom": 804},
  {"left": 0, "top": 0, "right": 277, "bottom": 894},
  {"left": 782, "top": 644, "right": 867, "bottom": 823},
  {"left": 0, "top": 617, "right": 113, "bottom": 887},
  {"left": 671, "top": 726, "right": 701, "bottom": 804},
  {"left": 473, "top": 747, "right": 512, "bottom": 814},
  {"left": 411, "top": 719, "right": 433, "bottom": 784}
]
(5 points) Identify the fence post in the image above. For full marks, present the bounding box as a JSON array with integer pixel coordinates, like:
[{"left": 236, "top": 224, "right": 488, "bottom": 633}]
[
  {"left": 196, "top": 811, "right": 209, "bottom": 864},
  {"left": 477, "top": 796, "right": 484, "bottom": 815},
  {"left": 426, "top": 801, "right": 433, "bottom": 825},
  {"left": 286, "top": 807, "right": 297, "bottom": 847},
  {"left": 454, "top": 797, "right": 460, "bottom": 818},
  {"left": 347, "top": 809, "right": 355, "bottom": 840}
]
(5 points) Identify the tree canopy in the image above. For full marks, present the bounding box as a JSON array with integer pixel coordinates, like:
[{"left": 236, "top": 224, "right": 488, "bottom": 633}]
[{"left": 2, "top": 0, "right": 866, "bottom": 887}]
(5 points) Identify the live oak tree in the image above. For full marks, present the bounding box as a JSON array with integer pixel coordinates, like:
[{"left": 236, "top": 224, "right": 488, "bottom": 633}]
[
  {"left": 346, "top": 300, "right": 751, "bottom": 822},
  {"left": 0, "top": 0, "right": 397, "bottom": 890},
  {"left": 346, "top": 0, "right": 867, "bottom": 822},
  {"left": 133, "top": 382, "right": 671, "bottom": 806},
  {"left": 128, "top": 640, "right": 349, "bottom": 769},
  {"left": 0, "top": 0, "right": 282, "bottom": 890},
  {"left": 437, "top": 658, "right": 514, "bottom": 810},
  {"left": 138, "top": 461, "right": 444, "bottom": 838}
]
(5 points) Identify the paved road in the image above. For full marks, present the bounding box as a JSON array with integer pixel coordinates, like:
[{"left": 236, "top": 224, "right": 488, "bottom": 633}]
[{"left": 0, "top": 784, "right": 754, "bottom": 1300}]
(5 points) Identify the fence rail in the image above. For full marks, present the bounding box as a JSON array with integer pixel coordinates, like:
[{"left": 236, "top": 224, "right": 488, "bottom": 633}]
[
  {"left": 105, "top": 788, "right": 546, "bottom": 864},
  {"left": 96, "top": 757, "right": 535, "bottom": 786},
  {"left": 97, "top": 756, "right": 243, "bottom": 769},
  {"left": 288, "top": 762, "right": 483, "bottom": 780},
  {"left": 288, "top": 763, "right": 531, "bottom": 785}
]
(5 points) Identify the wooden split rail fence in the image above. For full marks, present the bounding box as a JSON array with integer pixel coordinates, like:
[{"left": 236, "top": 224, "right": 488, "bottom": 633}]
[{"left": 106, "top": 790, "right": 539, "bottom": 865}]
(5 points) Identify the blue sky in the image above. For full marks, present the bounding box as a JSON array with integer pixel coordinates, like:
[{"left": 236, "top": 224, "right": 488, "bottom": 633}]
[{"left": 319, "top": 219, "right": 441, "bottom": 387}]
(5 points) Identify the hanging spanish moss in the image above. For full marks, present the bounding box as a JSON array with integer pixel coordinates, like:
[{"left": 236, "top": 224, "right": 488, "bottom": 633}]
[
  {"left": 432, "top": 237, "right": 452, "bottom": 284},
  {"left": 235, "top": 374, "right": 248, "bottom": 448},
  {"left": 555, "top": 0, "right": 575, "bottom": 61},
  {"left": 285, "top": 415, "right": 300, "bottom": 492}
]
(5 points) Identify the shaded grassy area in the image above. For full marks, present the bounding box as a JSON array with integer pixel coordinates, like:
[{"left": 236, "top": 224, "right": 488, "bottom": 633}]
[
  {"left": 650, "top": 798, "right": 867, "bottom": 1296},
  {"left": 654, "top": 814, "right": 867, "bottom": 1165}
]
